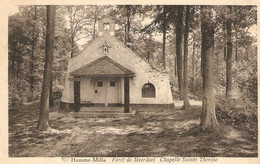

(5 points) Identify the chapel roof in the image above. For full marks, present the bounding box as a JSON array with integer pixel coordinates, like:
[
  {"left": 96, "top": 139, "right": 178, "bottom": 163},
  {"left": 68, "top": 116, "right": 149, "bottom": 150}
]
[{"left": 71, "top": 56, "right": 135, "bottom": 77}]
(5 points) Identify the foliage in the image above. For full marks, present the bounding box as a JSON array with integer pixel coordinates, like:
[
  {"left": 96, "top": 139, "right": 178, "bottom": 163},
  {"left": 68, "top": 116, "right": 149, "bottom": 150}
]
[
  {"left": 110, "top": 5, "right": 145, "bottom": 47},
  {"left": 8, "top": 6, "right": 71, "bottom": 106},
  {"left": 60, "top": 5, "right": 113, "bottom": 55},
  {"left": 232, "top": 55, "right": 257, "bottom": 103},
  {"left": 216, "top": 96, "right": 257, "bottom": 139},
  {"left": 8, "top": 6, "right": 46, "bottom": 105},
  {"left": 141, "top": 5, "right": 176, "bottom": 34}
]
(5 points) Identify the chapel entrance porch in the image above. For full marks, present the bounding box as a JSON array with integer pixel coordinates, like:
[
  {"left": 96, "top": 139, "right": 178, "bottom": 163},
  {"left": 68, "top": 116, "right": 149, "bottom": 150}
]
[
  {"left": 70, "top": 56, "right": 135, "bottom": 113},
  {"left": 73, "top": 76, "right": 131, "bottom": 113}
]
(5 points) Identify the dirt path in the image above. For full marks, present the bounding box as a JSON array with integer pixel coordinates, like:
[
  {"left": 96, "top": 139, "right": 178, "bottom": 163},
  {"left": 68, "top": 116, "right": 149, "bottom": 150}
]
[{"left": 9, "top": 102, "right": 257, "bottom": 157}]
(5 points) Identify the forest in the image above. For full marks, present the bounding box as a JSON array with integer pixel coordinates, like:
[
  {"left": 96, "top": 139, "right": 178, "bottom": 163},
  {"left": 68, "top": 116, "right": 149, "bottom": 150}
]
[{"left": 8, "top": 5, "right": 257, "bottom": 157}]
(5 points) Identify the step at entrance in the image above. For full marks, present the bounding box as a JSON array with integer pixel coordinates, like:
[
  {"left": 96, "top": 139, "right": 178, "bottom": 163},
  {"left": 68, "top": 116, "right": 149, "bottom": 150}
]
[
  {"left": 73, "top": 107, "right": 135, "bottom": 118},
  {"left": 80, "top": 107, "right": 124, "bottom": 113}
]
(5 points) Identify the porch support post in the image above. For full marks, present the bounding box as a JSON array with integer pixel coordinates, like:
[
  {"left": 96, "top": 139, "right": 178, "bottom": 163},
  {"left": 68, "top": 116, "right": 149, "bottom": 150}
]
[
  {"left": 124, "top": 76, "right": 130, "bottom": 113},
  {"left": 74, "top": 80, "right": 81, "bottom": 112}
]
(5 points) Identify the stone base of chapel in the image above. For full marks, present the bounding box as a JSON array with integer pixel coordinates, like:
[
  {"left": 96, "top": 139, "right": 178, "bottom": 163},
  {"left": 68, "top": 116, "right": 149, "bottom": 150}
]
[{"left": 59, "top": 101, "right": 175, "bottom": 113}]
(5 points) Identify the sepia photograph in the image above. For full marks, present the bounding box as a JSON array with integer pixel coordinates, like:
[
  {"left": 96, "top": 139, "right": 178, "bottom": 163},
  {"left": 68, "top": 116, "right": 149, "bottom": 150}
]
[{"left": 4, "top": 2, "right": 258, "bottom": 161}]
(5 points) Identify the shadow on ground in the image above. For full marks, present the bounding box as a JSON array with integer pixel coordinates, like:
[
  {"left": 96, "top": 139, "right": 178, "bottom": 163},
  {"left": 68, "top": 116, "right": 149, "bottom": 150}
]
[{"left": 8, "top": 101, "right": 257, "bottom": 157}]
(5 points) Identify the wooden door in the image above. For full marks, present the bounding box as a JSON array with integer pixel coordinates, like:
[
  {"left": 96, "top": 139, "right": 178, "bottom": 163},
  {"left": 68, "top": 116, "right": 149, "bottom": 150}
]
[
  {"left": 92, "top": 80, "right": 106, "bottom": 104},
  {"left": 106, "top": 79, "right": 119, "bottom": 104}
]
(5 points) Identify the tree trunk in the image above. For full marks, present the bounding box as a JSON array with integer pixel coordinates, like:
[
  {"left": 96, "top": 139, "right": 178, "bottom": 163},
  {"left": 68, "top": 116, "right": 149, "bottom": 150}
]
[
  {"left": 174, "top": 56, "right": 177, "bottom": 77},
  {"left": 10, "top": 52, "right": 15, "bottom": 77},
  {"left": 200, "top": 5, "right": 219, "bottom": 131},
  {"left": 70, "top": 36, "right": 74, "bottom": 58},
  {"left": 224, "top": 45, "right": 227, "bottom": 61},
  {"left": 245, "top": 47, "right": 248, "bottom": 60},
  {"left": 37, "top": 5, "right": 56, "bottom": 131},
  {"left": 216, "top": 52, "right": 219, "bottom": 79},
  {"left": 16, "top": 44, "right": 21, "bottom": 89},
  {"left": 175, "top": 6, "right": 184, "bottom": 100},
  {"left": 93, "top": 19, "right": 97, "bottom": 40},
  {"left": 124, "top": 23, "right": 127, "bottom": 45},
  {"left": 29, "top": 6, "right": 37, "bottom": 93},
  {"left": 49, "top": 72, "right": 54, "bottom": 107},
  {"left": 182, "top": 5, "right": 190, "bottom": 109},
  {"left": 125, "top": 5, "right": 131, "bottom": 47},
  {"left": 162, "top": 6, "right": 167, "bottom": 69},
  {"left": 147, "top": 52, "right": 150, "bottom": 62},
  {"left": 93, "top": 6, "right": 97, "bottom": 40},
  {"left": 191, "top": 32, "right": 195, "bottom": 93},
  {"left": 226, "top": 6, "right": 232, "bottom": 98},
  {"left": 235, "top": 34, "right": 238, "bottom": 61},
  {"left": 235, "top": 43, "right": 238, "bottom": 61},
  {"left": 162, "top": 29, "right": 166, "bottom": 69}
]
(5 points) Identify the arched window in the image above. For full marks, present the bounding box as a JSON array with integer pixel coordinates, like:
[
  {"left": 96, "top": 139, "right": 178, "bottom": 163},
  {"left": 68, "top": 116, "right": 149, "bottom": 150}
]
[{"left": 142, "top": 83, "right": 155, "bottom": 98}]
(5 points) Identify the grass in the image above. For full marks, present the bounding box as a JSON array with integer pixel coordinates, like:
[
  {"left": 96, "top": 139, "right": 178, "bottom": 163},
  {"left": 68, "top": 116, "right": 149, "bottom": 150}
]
[{"left": 8, "top": 100, "right": 257, "bottom": 157}]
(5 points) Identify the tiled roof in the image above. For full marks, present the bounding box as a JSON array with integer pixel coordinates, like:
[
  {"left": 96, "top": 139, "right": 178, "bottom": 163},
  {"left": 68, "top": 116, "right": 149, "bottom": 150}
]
[{"left": 71, "top": 56, "right": 135, "bottom": 77}]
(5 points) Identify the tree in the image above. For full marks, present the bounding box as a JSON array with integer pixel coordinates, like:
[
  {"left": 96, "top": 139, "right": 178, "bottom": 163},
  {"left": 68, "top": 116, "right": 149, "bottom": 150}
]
[
  {"left": 161, "top": 6, "right": 167, "bottom": 69},
  {"left": 125, "top": 5, "right": 131, "bottom": 46},
  {"left": 49, "top": 73, "right": 54, "bottom": 107},
  {"left": 188, "top": 6, "right": 200, "bottom": 94},
  {"left": 8, "top": 15, "right": 30, "bottom": 91},
  {"left": 200, "top": 6, "right": 219, "bottom": 131},
  {"left": 62, "top": 6, "right": 89, "bottom": 58},
  {"left": 82, "top": 5, "right": 113, "bottom": 42},
  {"left": 215, "top": 6, "right": 257, "bottom": 97},
  {"left": 90, "top": 5, "right": 100, "bottom": 40},
  {"left": 29, "top": 6, "right": 39, "bottom": 94},
  {"left": 8, "top": 6, "right": 47, "bottom": 104},
  {"left": 175, "top": 6, "right": 184, "bottom": 100},
  {"left": 37, "top": 5, "right": 56, "bottom": 131},
  {"left": 143, "top": 33, "right": 156, "bottom": 62},
  {"left": 225, "top": 6, "right": 233, "bottom": 98},
  {"left": 182, "top": 5, "right": 191, "bottom": 109},
  {"left": 191, "top": 31, "right": 196, "bottom": 92},
  {"left": 231, "top": 6, "right": 256, "bottom": 61},
  {"left": 111, "top": 5, "right": 144, "bottom": 48},
  {"left": 141, "top": 6, "right": 174, "bottom": 69}
]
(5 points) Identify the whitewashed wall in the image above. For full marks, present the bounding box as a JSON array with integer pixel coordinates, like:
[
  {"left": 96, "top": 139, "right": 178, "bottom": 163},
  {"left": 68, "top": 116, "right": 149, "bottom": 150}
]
[{"left": 61, "top": 34, "right": 173, "bottom": 104}]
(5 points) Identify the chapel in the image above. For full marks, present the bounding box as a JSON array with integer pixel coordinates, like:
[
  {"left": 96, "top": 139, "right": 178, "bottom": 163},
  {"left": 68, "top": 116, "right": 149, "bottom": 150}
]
[{"left": 60, "top": 16, "right": 174, "bottom": 112}]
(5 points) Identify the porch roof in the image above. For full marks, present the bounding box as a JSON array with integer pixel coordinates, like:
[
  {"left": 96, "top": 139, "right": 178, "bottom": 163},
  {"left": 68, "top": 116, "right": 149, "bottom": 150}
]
[{"left": 71, "top": 56, "right": 135, "bottom": 77}]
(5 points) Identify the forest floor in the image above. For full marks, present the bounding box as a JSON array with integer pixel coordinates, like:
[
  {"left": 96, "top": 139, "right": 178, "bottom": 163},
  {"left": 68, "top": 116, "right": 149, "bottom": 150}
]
[{"left": 9, "top": 100, "right": 257, "bottom": 157}]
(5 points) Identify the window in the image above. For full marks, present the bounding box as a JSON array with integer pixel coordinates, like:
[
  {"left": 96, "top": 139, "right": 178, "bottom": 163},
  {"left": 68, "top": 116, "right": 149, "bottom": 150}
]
[
  {"left": 103, "top": 23, "right": 110, "bottom": 30},
  {"left": 101, "top": 42, "right": 111, "bottom": 54},
  {"left": 142, "top": 83, "right": 155, "bottom": 98},
  {"left": 103, "top": 46, "right": 109, "bottom": 53},
  {"left": 97, "top": 81, "right": 103, "bottom": 87},
  {"left": 110, "top": 81, "right": 115, "bottom": 87}
]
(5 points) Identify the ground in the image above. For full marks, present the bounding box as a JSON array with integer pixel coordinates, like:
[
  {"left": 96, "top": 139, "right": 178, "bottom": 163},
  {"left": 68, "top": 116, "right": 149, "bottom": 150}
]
[{"left": 9, "top": 100, "right": 257, "bottom": 157}]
